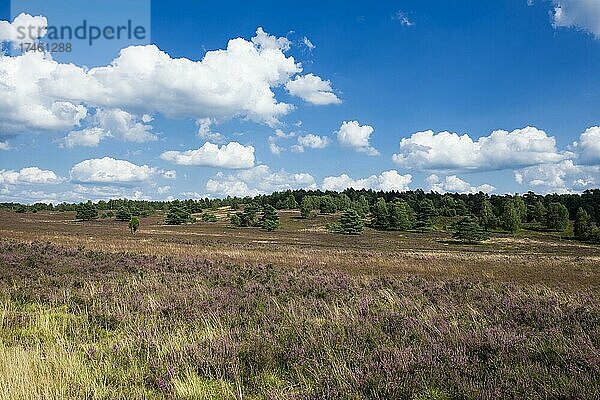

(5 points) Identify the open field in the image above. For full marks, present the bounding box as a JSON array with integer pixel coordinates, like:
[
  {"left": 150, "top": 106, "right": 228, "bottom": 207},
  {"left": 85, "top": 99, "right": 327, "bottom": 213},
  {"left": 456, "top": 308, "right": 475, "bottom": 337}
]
[
  {"left": 0, "top": 210, "right": 599, "bottom": 398},
  {"left": 0, "top": 210, "right": 599, "bottom": 289}
]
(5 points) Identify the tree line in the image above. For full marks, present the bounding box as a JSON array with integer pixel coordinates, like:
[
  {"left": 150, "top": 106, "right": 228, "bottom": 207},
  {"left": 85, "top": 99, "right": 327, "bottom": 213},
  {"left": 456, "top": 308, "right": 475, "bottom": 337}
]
[{"left": 3, "top": 189, "right": 600, "bottom": 242}]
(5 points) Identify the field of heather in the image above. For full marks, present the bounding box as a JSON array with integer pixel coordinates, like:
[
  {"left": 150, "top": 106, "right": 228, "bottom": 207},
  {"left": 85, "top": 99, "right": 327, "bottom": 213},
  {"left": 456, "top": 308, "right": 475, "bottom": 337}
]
[{"left": 0, "top": 211, "right": 599, "bottom": 398}]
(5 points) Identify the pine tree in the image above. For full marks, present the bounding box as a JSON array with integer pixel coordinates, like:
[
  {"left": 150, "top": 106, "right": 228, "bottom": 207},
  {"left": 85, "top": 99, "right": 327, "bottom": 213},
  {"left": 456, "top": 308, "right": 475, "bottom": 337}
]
[
  {"left": 356, "top": 195, "right": 370, "bottom": 217},
  {"left": 76, "top": 201, "right": 98, "bottom": 221},
  {"left": 513, "top": 196, "right": 527, "bottom": 222},
  {"left": 202, "top": 212, "right": 218, "bottom": 222},
  {"left": 453, "top": 216, "right": 490, "bottom": 243},
  {"left": 300, "top": 197, "right": 313, "bottom": 219},
  {"left": 128, "top": 216, "right": 140, "bottom": 234},
  {"left": 574, "top": 208, "right": 593, "bottom": 240},
  {"left": 501, "top": 201, "right": 521, "bottom": 233},
  {"left": 414, "top": 199, "right": 436, "bottom": 231},
  {"left": 115, "top": 207, "right": 131, "bottom": 221},
  {"left": 261, "top": 205, "right": 280, "bottom": 231},
  {"left": 319, "top": 196, "right": 337, "bottom": 214},
  {"left": 240, "top": 203, "right": 260, "bottom": 227},
  {"left": 388, "top": 199, "right": 415, "bottom": 231},
  {"left": 545, "top": 202, "right": 569, "bottom": 232},
  {"left": 371, "top": 198, "right": 389, "bottom": 229},
  {"left": 339, "top": 209, "right": 364, "bottom": 235},
  {"left": 230, "top": 213, "right": 242, "bottom": 227},
  {"left": 478, "top": 199, "right": 496, "bottom": 231},
  {"left": 336, "top": 194, "right": 352, "bottom": 211},
  {"left": 165, "top": 206, "right": 192, "bottom": 225},
  {"left": 284, "top": 194, "right": 298, "bottom": 209}
]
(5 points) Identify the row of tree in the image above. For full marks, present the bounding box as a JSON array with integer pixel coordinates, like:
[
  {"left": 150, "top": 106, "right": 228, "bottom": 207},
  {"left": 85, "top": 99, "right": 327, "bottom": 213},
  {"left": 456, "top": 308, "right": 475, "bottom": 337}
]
[
  {"left": 6, "top": 189, "right": 600, "bottom": 241},
  {"left": 4, "top": 189, "right": 600, "bottom": 222}
]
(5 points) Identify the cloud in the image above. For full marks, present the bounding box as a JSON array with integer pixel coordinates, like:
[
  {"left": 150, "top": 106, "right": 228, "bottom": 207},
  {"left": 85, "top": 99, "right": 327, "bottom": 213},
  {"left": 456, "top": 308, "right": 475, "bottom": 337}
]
[
  {"left": 392, "top": 126, "right": 567, "bottom": 171},
  {"left": 0, "top": 185, "right": 156, "bottom": 204},
  {"left": 302, "top": 36, "right": 316, "bottom": 50},
  {"left": 274, "top": 129, "right": 295, "bottom": 139},
  {"left": 267, "top": 129, "right": 297, "bottom": 155},
  {"left": 0, "top": 27, "right": 338, "bottom": 135},
  {"left": 206, "top": 165, "right": 316, "bottom": 197},
  {"left": 63, "top": 109, "right": 157, "bottom": 148},
  {"left": 196, "top": 118, "right": 226, "bottom": 143},
  {"left": 337, "top": 121, "right": 379, "bottom": 156},
  {"left": 285, "top": 74, "right": 341, "bottom": 105},
  {"left": 392, "top": 11, "right": 414, "bottom": 26},
  {"left": 552, "top": 0, "right": 600, "bottom": 38},
  {"left": 268, "top": 136, "right": 284, "bottom": 155},
  {"left": 0, "top": 167, "right": 65, "bottom": 185},
  {"left": 572, "top": 126, "right": 600, "bottom": 164},
  {"left": 63, "top": 128, "right": 106, "bottom": 148},
  {"left": 298, "top": 134, "right": 330, "bottom": 149},
  {"left": 322, "top": 170, "right": 412, "bottom": 192},
  {"left": 515, "top": 160, "right": 600, "bottom": 193},
  {"left": 70, "top": 157, "right": 170, "bottom": 184},
  {"left": 0, "top": 141, "right": 9, "bottom": 150},
  {"left": 157, "top": 186, "right": 171, "bottom": 195},
  {"left": 160, "top": 142, "right": 255, "bottom": 169},
  {"left": 426, "top": 174, "right": 495, "bottom": 194},
  {"left": 0, "top": 51, "right": 88, "bottom": 132},
  {"left": 0, "top": 13, "right": 47, "bottom": 45},
  {"left": 252, "top": 27, "right": 291, "bottom": 51},
  {"left": 292, "top": 134, "right": 330, "bottom": 152}
]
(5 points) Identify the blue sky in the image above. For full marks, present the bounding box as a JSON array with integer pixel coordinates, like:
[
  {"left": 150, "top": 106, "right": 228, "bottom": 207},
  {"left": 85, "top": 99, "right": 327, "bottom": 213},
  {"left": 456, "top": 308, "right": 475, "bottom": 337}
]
[{"left": 1, "top": 0, "right": 600, "bottom": 203}]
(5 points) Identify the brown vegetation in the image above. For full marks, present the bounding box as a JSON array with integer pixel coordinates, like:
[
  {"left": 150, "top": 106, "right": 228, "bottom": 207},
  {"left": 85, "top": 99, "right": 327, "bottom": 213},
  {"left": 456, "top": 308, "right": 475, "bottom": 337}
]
[{"left": 1, "top": 210, "right": 599, "bottom": 290}]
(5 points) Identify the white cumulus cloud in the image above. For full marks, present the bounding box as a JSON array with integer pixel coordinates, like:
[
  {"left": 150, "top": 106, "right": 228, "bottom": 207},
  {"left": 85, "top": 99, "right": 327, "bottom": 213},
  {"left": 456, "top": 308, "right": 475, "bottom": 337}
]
[
  {"left": 70, "top": 157, "right": 168, "bottom": 184},
  {"left": 572, "top": 126, "right": 600, "bottom": 164},
  {"left": 63, "top": 109, "right": 157, "bottom": 148},
  {"left": 392, "top": 126, "right": 567, "bottom": 171},
  {"left": 0, "top": 27, "right": 338, "bottom": 135},
  {"left": 298, "top": 134, "right": 330, "bottom": 149},
  {"left": 515, "top": 160, "right": 600, "bottom": 193},
  {"left": 160, "top": 142, "right": 255, "bottom": 169},
  {"left": 292, "top": 133, "right": 330, "bottom": 152},
  {"left": 206, "top": 165, "right": 316, "bottom": 197},
  {"left": 426, "top": 174, "right": 495, "bottom": 194},
  {"left": 0, "top": 167, "right": 64, "bottom": 185},
  {"left": 552, "top": 0, "right": 600, "bottom": 38},
  {"left": 322, "top": 170, "right": 412, "bottom": 192},
  {"left": 337, "top": 120, "right": 379, "bottom": 156},
  {"left": 285, "top": 73, "right": 341, "bottom": 105},
  {"left": 0, "top": 13, "right": 47, "bottom": 45}
]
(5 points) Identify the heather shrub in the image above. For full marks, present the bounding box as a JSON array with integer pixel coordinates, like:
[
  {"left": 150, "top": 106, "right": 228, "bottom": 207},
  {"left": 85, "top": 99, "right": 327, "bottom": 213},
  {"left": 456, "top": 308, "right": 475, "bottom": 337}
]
[{"left": 0, "top": 240, "right": 598, "bottom": 399}]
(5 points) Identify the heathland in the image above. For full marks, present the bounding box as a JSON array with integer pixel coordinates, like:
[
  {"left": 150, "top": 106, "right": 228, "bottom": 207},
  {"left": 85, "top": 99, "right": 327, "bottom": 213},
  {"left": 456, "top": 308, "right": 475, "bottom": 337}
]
[{"left": 0, "top": 198, "right": 599, "bottom": 398}]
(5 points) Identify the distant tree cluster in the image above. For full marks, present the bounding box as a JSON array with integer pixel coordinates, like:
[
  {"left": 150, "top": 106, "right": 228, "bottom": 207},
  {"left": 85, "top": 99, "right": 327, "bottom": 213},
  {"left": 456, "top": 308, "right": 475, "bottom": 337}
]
[
  {"left": 5, "top": 188, "right": 600, "bottom": 242},
  {"left": 574, "top": 208, "right": 600, "bottom": 242},
  {"left": 230, "top": 203, "right": 280, "bottom": 231},
  {"left": 75, "top": 201, "right": 98, "bottom": 221},
  {"left": 165, "top": 205, "right": 195, "bottom": 225}
]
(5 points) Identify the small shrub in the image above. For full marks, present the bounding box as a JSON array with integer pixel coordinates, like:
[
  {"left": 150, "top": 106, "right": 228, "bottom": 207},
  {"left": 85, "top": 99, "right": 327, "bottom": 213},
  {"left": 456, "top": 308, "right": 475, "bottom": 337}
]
[
  {"left": 128, "top": 216, "right": 140, "bottom": 234},
  {"left": 202, "top": 213, "right": 218, "bottom": 223},
  {"left": 453, "top": 216, "right": 490, "bottom": 243}
]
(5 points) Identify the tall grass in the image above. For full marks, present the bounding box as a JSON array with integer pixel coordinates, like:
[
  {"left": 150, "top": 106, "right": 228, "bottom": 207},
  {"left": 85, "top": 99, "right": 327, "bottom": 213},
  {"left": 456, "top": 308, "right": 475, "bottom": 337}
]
[{"left": 0, "top": 240, "right": 598, "bottom": 399}]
